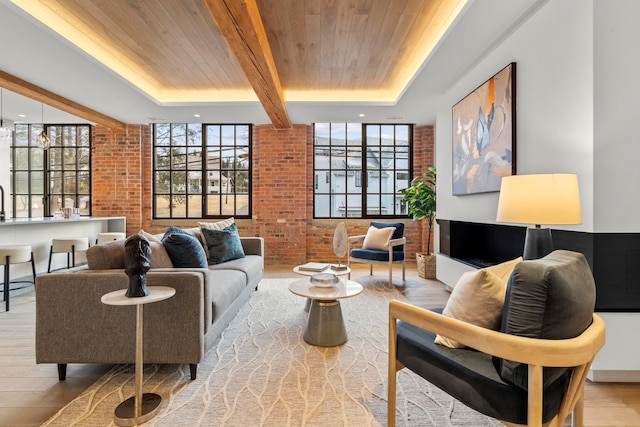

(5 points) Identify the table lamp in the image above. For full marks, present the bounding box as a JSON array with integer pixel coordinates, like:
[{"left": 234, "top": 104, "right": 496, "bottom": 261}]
[{"left": 496, "top": 174, "right": 582, "bottom": 260}]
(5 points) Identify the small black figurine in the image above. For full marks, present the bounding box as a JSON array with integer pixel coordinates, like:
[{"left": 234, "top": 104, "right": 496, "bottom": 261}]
[{"left": 124, "top": 234, "right": 151, "bottom": 297}]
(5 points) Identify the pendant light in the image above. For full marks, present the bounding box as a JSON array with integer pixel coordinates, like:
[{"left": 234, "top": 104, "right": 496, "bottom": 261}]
[
  {"left": 36, "top": 103, "right": 51, "bottom": 150},
  {"left": 0, "top": 89, "right": 11, "bottom": 143}
]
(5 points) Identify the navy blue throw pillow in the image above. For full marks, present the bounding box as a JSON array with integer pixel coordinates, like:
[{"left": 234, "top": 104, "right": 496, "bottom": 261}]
[
  {"left": 162, "top": 227, "right": 208, "bottom": 268},
  {"left": 201, "top": 223, "right": 245, "bottom": 264}
]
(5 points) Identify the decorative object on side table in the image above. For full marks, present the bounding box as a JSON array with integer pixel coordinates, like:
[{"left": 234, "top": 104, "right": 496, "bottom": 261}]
[
  {"left": 400, "top": 166, "right": 437, "bottom": 279},
  {"left": 331, "top": 222, "right": 349, "bottom": 271},
  {"left": 310, "top": 272, "right": 339, "bottom": 287},
  {"left": 297, "top": 262, "right": 330, "bottom": 272},
  {"left": 124, "top": 235, "right": 151, "bottom": 297}
]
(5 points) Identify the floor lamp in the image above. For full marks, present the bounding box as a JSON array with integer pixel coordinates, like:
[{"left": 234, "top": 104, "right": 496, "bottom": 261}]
[{"left": 496, "top": 174, "right": 582, "bottom": 260}]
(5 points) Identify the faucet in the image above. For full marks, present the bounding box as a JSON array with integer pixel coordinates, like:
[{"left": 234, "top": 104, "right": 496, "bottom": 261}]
[{"left": 0, "top": 184, "right": 5, "bottom": 221}]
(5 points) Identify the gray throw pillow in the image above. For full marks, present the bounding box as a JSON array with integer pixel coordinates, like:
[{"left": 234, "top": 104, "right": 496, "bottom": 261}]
[
  {"left": 495, "top": 250, "right": 595, "bottom": 390},
  {"left": 86, "top": 239, "right": 126, "bottom": 270},
  {"left": 161, "top": 226, "right": 208, "bottom": 268},
  {"left": 201, "top": 223, "right": 245, "bottom": 264}
]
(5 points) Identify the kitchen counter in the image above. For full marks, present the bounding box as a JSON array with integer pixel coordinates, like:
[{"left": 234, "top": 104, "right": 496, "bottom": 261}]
[{"left": 0, "top": 216, "right": 126, "bottom": 275}]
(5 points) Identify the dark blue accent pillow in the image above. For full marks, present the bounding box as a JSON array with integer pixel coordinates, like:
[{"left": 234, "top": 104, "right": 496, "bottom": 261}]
[
  {"left": 161, "top": 227, "right": 208, "bottom": 268},
  {"left": 201, "top": 223, "right": 245, "bottom": 264}
]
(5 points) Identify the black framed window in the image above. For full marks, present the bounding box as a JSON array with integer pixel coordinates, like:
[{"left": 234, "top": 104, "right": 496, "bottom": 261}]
[
  {"left": 313, "top": 123, "right": 412, "bottom": 218},
  {"left": 153, "top": 123, "right": 251, "bottom": 219},
  {"left": 10, "top": 124, "right": 91, "bottom": 218}
]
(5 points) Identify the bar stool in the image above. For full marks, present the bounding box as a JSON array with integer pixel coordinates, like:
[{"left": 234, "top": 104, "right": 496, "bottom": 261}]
[
  {"left": 0, "top": 245, "right": 36, "bottom": 312},
  {"left": 96, "top": 232, "right": 126, "bottom": 245},
  {"left": 48, "top": 237, "right": 90, "bottom": 273}
]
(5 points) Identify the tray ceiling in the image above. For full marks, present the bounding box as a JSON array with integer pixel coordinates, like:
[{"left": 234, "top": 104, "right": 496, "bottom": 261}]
[{"left": 11, "top": 0, "right": 466, "bottom": 128}]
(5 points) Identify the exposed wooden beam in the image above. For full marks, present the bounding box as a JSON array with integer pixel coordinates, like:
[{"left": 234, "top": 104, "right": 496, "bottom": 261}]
[
  {"left": 0, "top": 70, "right": 126, "bottom": 130},
  {"left": 205, "top": 0, "right": 291, "bottom": 129}
]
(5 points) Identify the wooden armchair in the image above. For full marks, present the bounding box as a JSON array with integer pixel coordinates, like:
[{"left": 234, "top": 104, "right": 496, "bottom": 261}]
[
  {"left": 347, "top": 221, "right": 406, "bottom": 285},
  {"left": 388, "top": 250, "right": 606, "bottom": 427}
]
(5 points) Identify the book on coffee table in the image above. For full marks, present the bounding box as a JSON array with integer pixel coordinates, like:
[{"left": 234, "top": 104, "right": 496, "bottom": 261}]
[{"left": 297, "top": 262, "right": 330, "bottom": 272}]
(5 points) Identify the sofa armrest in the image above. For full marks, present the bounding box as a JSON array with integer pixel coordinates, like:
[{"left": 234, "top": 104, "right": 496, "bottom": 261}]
[
  {"left": 36, "top": 269, "right": 209, "bottom": 365},
  {"left": 240, "top": 237, "right": 264, "bottom": 257}
]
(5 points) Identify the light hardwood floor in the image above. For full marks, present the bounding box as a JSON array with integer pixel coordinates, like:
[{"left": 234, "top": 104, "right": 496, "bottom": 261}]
[{"left": 0, "top": 264, "right": 638, "bottom": 426}]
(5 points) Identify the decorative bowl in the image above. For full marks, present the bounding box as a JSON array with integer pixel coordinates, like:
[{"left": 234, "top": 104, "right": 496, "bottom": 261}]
[{"left": 310, "top": 273, "right": 340, "bottom": 287}]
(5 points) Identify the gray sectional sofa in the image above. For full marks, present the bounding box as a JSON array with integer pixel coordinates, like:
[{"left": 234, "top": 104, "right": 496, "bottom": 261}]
[{"left": 35, "top": 226, "right": 264, "bottom": 381}]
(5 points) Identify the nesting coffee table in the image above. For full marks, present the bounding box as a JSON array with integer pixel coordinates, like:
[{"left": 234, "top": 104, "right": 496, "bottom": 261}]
[{"left": 288, "top": 277, "right": 363, "bottom": 347}]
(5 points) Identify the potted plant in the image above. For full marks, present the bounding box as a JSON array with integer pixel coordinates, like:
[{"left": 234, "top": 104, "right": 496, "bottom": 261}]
[{"left": 400, "top": 166, "right": 436, "bottom": 279}]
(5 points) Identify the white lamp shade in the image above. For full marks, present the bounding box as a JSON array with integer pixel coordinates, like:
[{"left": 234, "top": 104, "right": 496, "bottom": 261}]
[{"left": 496, "top": 174, "right": 582, "bottom": 225}]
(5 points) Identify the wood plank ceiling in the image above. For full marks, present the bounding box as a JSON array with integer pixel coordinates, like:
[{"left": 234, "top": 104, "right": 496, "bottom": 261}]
[{"left": 11, "top": 0, "right": 466, "bottom": 129}]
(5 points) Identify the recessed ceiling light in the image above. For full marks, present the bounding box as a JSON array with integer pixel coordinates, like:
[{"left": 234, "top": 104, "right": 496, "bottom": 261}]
[
  {"left": 18, "top": 114, "right": 26, "bottom": 118},
  {"left": 359, "top": 113, "right": 365, "bottom": 117},
  {"left": 194, "top": 114, "right": 201, "bottom": 118}
]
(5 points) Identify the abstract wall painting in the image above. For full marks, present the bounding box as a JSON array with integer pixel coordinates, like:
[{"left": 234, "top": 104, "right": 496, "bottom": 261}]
[{"left": 452, "top": 62, "right": 516, "bottom": 195}]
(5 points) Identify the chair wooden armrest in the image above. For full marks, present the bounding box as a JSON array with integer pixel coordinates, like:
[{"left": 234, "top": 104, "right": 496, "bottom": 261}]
[
  {"left": 348, "top": 235, "right": 366, "bottom": 244},
  {"left": 388, "top": 299, "right": 606, "bottom": 427},
  {"left": 389, "top": 299, "right": 604, "bottom": 366},
  {"left": 388, "top": 237, "right": 406, "bottom": 250}
]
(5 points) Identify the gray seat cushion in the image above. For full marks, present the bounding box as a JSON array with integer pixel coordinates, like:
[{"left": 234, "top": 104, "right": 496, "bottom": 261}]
[
  {"left": 208, "top": 269, "right": 247, "bottom": 322},
  {"left": 208, "top": 255, "right": 263, "bottom": 284}
]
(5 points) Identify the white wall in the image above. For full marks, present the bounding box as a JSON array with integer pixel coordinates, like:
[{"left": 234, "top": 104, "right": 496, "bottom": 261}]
[
  {"left": 589, "top": 0, "right": 640, "bottom": 380},
  {"left": 593, "top": 0, "right": 640, "bottom": 232},
  {"left": 435, "top": 0, "right": 640, "bottom": 380},
  {"left": 436, "top": 0, "right": 594, "bottom": 232}
]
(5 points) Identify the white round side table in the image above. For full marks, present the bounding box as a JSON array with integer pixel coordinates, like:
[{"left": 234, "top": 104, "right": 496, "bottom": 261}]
[{"left": 101, "top": 286, "right": 175, "bottom": 426}]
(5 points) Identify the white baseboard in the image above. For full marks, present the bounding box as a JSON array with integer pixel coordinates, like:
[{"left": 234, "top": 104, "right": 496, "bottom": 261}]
[{"left": 589, "top": 370, "right": 640, "bottom": 382}]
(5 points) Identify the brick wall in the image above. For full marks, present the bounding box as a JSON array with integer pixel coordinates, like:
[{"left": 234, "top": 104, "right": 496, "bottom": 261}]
[
  {"left": 92, "top": 124, "right": 147, "bottom": 236},
  {"left": 254, "top": 124, "right": 309, "bottom": 264},
  {"left": 91, "top": 123, "right": 434, "bottom": 266}
]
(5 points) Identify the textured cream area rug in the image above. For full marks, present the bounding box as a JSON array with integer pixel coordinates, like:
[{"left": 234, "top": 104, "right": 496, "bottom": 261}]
[{"left": 43, "top": 278, "right": 501, "bottom": 426}]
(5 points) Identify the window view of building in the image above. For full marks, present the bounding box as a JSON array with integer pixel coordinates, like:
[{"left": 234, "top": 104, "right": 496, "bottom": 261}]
[
  {"left": 313, "top": 123, "right": 411, "bottom": 218},
  {"left": 153, "top": 123, "right": 251, "bottom": 219},
  {"left": 10, "top": 124, "right": 91, "bottom": 218}
]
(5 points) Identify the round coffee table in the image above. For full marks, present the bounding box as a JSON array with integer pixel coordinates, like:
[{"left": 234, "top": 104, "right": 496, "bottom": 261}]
[
  {"left": 293, "top": 264, "right": 351, "bottom": 312},
  {"left": 288, "top": 277, "right": 363, "bottom": 347}
]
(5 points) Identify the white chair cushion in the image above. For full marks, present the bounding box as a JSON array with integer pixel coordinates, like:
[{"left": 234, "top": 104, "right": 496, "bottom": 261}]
[
  {"left": 0, "top": 245, "right": 32, "bottom": 264},
  {"left": 362, "top": 226, "right": 396, "bottom": 250},
  {"left": 435, "top": 257, "right": 522, "bottom": 348},
  {"left": 52, "top": 238, "right": 90, "bottom": 253}
]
